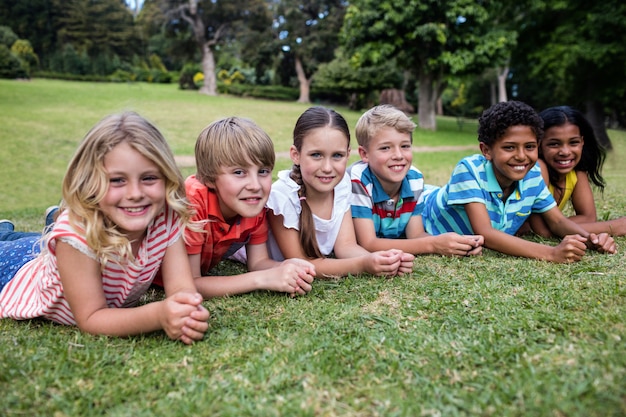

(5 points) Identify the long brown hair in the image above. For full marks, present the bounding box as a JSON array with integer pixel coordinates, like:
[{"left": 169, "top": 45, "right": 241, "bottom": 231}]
[{"left": 290, "top": 106, "right": 350, "bottom": 258}]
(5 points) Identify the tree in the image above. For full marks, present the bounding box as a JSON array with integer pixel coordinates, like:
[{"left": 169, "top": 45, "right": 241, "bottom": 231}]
[
  {"left": 314, "top": 50, "right": 402, "bottom": 109},
  {"left": 158, "top": 0, "right": 270, "bottom": 95},
  {"left": 341, "top": 0, "right": 516, "bottom": 130},
  {"left": 55, "top": 0, "right": 140, "bottom": 61},
  {"left": 272, "top": 0, "right": 346, "bottom": 103},
  {"left": 511, "top": 0, "right": 626, "bottom": 149}
]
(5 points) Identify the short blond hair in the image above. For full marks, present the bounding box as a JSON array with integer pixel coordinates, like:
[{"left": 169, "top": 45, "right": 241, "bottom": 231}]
[
  {"left": 355, "top": 104, "right": 416, "bottom": 148},
  {"left": 194, "top": 117, "right": 275, "bottom": 185}
]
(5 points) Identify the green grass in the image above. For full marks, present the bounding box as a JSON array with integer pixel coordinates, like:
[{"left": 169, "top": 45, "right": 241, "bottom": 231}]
[{"left": 1, "top": 79, "right": 625, "bottom": 416}]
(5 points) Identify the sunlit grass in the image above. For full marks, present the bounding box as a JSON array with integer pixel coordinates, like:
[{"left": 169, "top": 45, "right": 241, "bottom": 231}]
[{"left": 1, "top": 79, "right": 625, "bottom": 416}]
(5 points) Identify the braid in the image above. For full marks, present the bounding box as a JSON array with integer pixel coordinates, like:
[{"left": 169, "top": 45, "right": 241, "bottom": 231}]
[{"left": 290, "top": 164, "right": 323, "bottom": 259}]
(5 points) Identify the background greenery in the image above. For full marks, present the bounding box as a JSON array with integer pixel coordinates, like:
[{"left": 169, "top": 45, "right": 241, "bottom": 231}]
[{"left": 0, "top": 80, "right": 625, "bottom": 416}]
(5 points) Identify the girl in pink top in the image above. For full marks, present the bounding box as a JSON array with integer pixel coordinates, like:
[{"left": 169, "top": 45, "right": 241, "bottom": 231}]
[{"left": 0, "top": 112, "right": 209, "bottom": 345}]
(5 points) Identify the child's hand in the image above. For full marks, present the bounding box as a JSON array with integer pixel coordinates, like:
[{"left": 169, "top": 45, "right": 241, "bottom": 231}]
[
  {"left": 160, "top": 291, "right": 209, "bottom": 345},
  {"left": 364, "top": 250, "right": 405, "bottom": 276},
  {"left": 587, "top": 233, "right": 617, "bottom": 254},
  {"left": 271, "top": 259, "right": 316, "bottom": 296},
  {"left": 435, "top": 233, "right": 484, "bottom": 257},
  {"left": 551, "top": 235, "right": 587, "bottom": 263},
  {"left": 388, "top": 248, "right": 415, "bottom": 274}
]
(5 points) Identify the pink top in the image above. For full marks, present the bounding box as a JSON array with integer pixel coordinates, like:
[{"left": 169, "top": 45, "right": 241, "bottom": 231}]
[{"left": 0, "top": 206, "right": 182, "bottom": 325}]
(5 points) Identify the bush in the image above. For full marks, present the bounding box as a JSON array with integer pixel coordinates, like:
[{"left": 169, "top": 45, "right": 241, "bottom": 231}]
[
  {"left": 108, "top": 69, "right": 136, "bottom": 82},
  {"left": 33, "top": 71, "right": 110, "bottom": 82},
  {"left": 217, "top": 83, "right": 299, "bottom": 101},
  {"left": 179, "top": 63, "right": 202, "bottom": 90},
  {"left": 0, "top": 44, "right": 27, "bottom": 78},
  {"left": 0, "top": 26, "right": 18, "bottom": 48},
  {"left": 11, "top": 39, "right": 38, "bottom": 76}
]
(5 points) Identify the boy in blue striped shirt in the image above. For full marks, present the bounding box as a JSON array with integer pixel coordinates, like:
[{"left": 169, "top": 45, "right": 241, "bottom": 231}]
[
  {"left": 349, "top": 104, "right": 484, "bottom": 257},
  {"left": 422, "top": 101, "right": 615, "bottom": 262}
]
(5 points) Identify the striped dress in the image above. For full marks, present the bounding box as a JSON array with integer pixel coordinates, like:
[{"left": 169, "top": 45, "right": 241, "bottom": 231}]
[{"left": 0, "top": 206, "right": 181, "bottom": 325}]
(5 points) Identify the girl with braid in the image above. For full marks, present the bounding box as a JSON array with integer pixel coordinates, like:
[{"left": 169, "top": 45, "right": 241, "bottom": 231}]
[{"left": 266, "top": 106, "right": 415, "bottom": 278}]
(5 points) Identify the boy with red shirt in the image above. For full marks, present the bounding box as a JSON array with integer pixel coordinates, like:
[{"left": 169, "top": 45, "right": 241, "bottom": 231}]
[{"left": 185, "top": 117, "right": 315, "bottom": 297}]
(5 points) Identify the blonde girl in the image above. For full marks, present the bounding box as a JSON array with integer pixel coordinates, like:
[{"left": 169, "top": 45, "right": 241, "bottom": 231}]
[
  {"left": 0, "top": 112, "right": 209, "bottom": 344},
  {"left": 529, "top": 106, "right": 626, "bottom": 236},
  {"left": 267, "top": 106, "right": 415, "bottom": 277}
]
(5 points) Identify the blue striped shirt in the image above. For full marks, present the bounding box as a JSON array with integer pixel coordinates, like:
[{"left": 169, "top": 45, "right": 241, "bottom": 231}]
[
  {"left": 423, "top": 154, "right": 556, "bottom": 235},
  {"left": 349, "top": 161, "right": 424, "bottom": 238}
]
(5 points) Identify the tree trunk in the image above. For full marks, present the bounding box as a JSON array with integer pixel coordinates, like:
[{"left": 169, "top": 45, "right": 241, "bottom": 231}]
[
  {"left": 199, "top": 42, "right": 217, "bottom": 96},
  {"left": 585, "top": 99, "right": 612, "bottom": 150},
  {"left": 295, "top": 56, "right": 310, "bottom": 103},
  {"left": 417, "top": 72, "right": 438, "bottom": 130},
  {"left": 489, "top": 80, "right": 497, "bottom": 106},
  {"left": 497, "top": 66, "right": 509, "bottom": 102},
  {"left": 379, "top": 89, "right": 414, "bottom": 113}
]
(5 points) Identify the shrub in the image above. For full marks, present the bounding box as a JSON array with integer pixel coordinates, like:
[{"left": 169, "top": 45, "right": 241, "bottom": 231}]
[
  {"left": 179, "top": 63, "right": 202, "bottom": 90},
  {"left": 11, "top": 39, "right": 38, "bottom": 76},
  {"left": 0, "top": 44, "right": 26, "bottom": 78},
  {"left": 108, "top": 69, "right": 136, "bottom": 82},
  {"left": 218, "top": 83, "right": 299, "bottom": 101},
  {"left": 0, "top": 26, "right": 18, "bottom": 48}
]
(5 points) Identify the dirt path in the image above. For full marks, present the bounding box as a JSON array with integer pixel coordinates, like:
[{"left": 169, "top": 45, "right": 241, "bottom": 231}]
[{"left": 174, "top": 144, "right": 477, "bottom": 168}]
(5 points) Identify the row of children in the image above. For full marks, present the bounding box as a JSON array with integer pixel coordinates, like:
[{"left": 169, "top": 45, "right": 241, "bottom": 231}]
[{"left": 0, "top": 100, "right": 621, "bottom": 344}]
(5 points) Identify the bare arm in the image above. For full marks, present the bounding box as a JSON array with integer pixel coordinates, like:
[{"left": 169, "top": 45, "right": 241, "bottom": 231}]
[
  {"left": 269, "top": 210, "right": 409, "bottom": 277},
  {"left": 568, "top": 171, "right": 598, "bottom": 223},
  {"left": 465, "top": 202, "right": 586, "bottom": 263},
  {"left": 190, "top": 242, "right": 315, "bottom": 298},
  {"left": 354, "top": 215, "right": 482, "bottom": 256},
  {"left": 58, "top": 239, "right": 207, "bottom": 343}
]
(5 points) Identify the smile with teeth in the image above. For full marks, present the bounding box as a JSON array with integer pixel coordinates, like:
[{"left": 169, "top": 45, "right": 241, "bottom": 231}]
[
  {"left": 389, "top": 164, "right": 405, "bottom": 172},
  {"left": 511, "top": 165, "right": 527, "bottom": 172},
  {"left": 123, "top": 206, "right": 146, "bottom": 213},
  {"left": 556, "top": 160, "right": 574, "bottom": 166}
]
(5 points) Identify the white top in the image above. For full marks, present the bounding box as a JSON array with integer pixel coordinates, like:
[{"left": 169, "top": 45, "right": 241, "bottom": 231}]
[{"left": 266, "top": 170, "right": 352, "bottom": 260}]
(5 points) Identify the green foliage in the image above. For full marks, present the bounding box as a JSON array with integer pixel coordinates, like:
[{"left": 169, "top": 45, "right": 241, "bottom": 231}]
[
  {"left": 0, "top": 44, "right": 26, "bottom": 78},
  {"left": 313, "top": 51, "right": 402, "bottom": 109},
  {"left": 219, "top": 82, "right": 300, "bottom": 101},
  {"left": 178, "top": 62, "right": 202, "bottom": 90},
  {"left": 0, "top": 25, "right": 18, "bottom": 47},
  {"left": 273, "top": 0, "right": 347, "bottom": 79},
  {"left": 510, "top": 0, "right": 626, "bottom": 134},
  {"left": 341, "top": 0, "right": 518, "bottom": 128}
]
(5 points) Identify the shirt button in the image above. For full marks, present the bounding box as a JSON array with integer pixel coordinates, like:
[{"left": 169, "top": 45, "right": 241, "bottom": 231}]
[
  {"left": 387, "top": 214, "right": 392, "bottom": 217},
  {"left": 497, "top": 193, "right": 502, "bottom": 198}
]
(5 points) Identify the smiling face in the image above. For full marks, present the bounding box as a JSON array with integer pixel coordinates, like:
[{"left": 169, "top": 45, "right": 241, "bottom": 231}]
[
  {"left": 290, "top": 126, "right": 350, "bottom": 198},
  {"left": 99, "top": 141, "right": 166, "bottom": 242},
  {"left": 358, "top": 126, "right": 412, "bottom": 194},
  {"left": 540, "top": 122, "right": 584, "bottom": 179},
  {"left": 480, "top": 125, "right": 539, "bottom": 190},
  {"left": 208, "top": 162, "right": 273, "bottom": 221}
]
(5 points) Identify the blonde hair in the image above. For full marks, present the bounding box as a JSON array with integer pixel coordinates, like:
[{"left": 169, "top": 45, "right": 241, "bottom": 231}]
[
  {"left": 194, "top": 117, "right": 275, "bottom": 185},
  {"left": 60, "top": 111, "right": 192, "bottom": 265},
  {"left": 355, "top": 104, "right": 416, "bottom": 148}
]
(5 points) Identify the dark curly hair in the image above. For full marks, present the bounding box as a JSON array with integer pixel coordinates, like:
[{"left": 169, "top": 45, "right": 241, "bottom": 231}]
[
  {"left": 478, "top": 101, "right": 544, "bottom": 146},
  {"left": 538, "top": 106, "right": 606, "bottom": 191}
]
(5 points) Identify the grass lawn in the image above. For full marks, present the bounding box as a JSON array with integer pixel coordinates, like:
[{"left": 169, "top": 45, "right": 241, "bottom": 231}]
[{"left": 0, "top": 79, "right": 625, "bottom": 416}]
